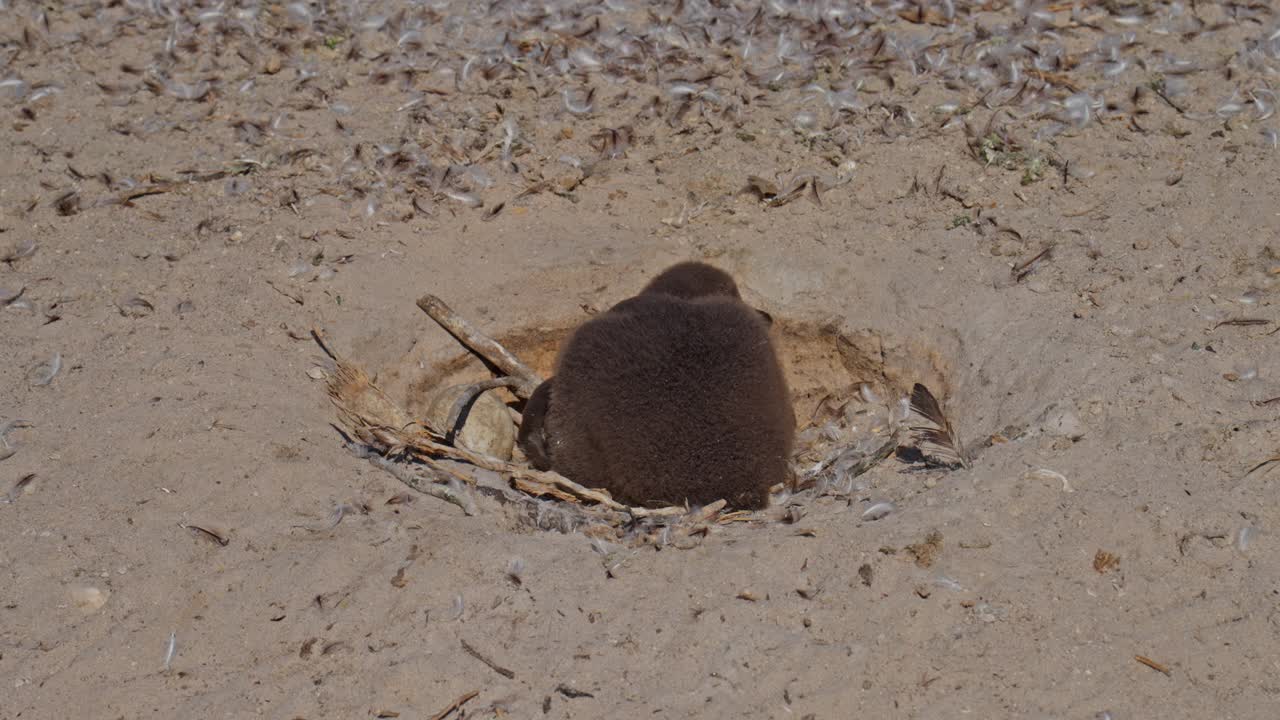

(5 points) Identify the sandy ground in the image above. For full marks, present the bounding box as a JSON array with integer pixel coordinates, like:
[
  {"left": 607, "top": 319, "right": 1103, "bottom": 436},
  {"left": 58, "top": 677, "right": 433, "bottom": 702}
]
[{"left": 2, "top": 1, "right": 1280, "bottom": 718}]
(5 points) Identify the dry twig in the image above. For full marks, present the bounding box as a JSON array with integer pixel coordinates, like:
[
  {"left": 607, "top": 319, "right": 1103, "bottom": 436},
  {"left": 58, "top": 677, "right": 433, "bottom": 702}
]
[
  {"left": 460, "top": 638, "right": 515, "bottom": 679},
  {"left": 428, "top": 690, "right": 479, "bottom": 720},
  {"left": 1211, "top": 318, "right": 1271, "bottom": 330},
  {"left": 317, "top": 325, "right": 689, "bottom": 524},
  {"left": 1242, "top": 454, "right": 1280, "bottom": 479},
  {"left": 367, "top": 453, "right": 476, "bottom": 516},
  {"left": 1012, "top": 244, "right": 1054, "bottom": 283},
  {"left": 416, "top": 295, "right": 542, "bottom": 399},
  {"left": 1135, "top": 655, "right": 1172, "bottom": 676}
]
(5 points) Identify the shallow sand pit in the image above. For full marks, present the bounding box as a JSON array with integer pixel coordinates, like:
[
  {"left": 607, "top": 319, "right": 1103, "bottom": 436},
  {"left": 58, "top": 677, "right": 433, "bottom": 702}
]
[{"left": 365, "top": 306, "right": 973, "bottom": 538}]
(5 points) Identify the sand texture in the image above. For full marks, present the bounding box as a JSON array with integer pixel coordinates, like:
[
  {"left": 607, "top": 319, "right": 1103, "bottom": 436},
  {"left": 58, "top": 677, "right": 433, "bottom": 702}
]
[{"left": 2, "top": 1, "right": 1279, "bottom": 718}]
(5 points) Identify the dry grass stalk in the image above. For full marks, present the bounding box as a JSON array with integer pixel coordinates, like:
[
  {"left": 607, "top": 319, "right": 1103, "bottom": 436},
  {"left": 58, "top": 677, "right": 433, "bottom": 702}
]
[
  {"left": 428, "top": 690, "right": 479, "bottom": 720},
  {"left": 1242, "top": 454, "right": 1279, "bottom": 479},
  {"left": 1012, "top": 244, "right": 1054, "bottom": 283},
  {"left": 316, "top": 325, "right": 694, "bottom": 526},
  {"left": 1134, "top": 655, "right": 1172, "bottom": 677},
  {"left": 367, "top": 453, "right": 477, "bottom": 516},
  {"left": 460, "top": 638, "right": 515, "bottom": 679},
  {"left": 1211, "top": 318, "right": 1271, "bottom": 330}
]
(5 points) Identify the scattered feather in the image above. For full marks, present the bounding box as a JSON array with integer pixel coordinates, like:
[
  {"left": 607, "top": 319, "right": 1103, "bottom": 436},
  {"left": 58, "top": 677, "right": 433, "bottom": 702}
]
[
  {"left": 506, "top": 557, "right": 526, "bottom": 585},
  {"left": 162, "top": 631, "right": 177, "bottom": 671},
  {"left": 447, "top": 477, "right": 476, "bottom": 515},
  {"left": 1236, "top": 526, "right": 1258, "bottom": 553},
  {"left": 1026, "top": 468, "right": 1073, "bottom": 493},
  {"left": 907, "top": 384, "right": 967, "bottom": 469},
  {"left": 165, "top": 79, "right": 211, "bottom": 102},
  {"left": 562, "top": 86, "right": 595, "bottom": 115},
  {"left": 118, "top": 295, "right": 155, "bottom": 318},
  {"left": 385, "top": 492, "right": 414, "bottom": 505},
  {"left": 447, "top": 594, "right": 465, "bottom": 620},
  {"left": 0, "top": 419, "right": 30, "bottom": 453},
  {"left": 287, "top": 259, "right": 312, "bottom": 278},
  {"left": 861, "top": 500, "right": 896, "bottom": 521},
  {"left": 3, "top": 472, "right": 36, "bottom": 503},
  {"left": 53, "top": 191, "right": 81, "bottom": 216},
  {"left": 441, "top": 189, "right": 482, "bottom": 208},
  {"left": 2, "top": 238, "right": 36, "bottom": 264},
  {"left": 27, "top": 352, "right": 61, "bottom": 386},
  {"left": 744, "top": 173, "right": 828, "bottom": 208},
  {"left": 300, "top": 503, "right": 361, "bottom": 532},
  {"left": 1243, "top": 454, "right": 1280, "bottom": 479},
  {"left": 183, "top": 522, "right": 230, "bottom": 546}
]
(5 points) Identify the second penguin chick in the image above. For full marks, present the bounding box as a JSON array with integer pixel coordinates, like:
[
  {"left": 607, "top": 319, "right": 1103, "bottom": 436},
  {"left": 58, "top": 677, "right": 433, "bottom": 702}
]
[{"left": 518, "top": 262, "right": 793, "bottom": 510}]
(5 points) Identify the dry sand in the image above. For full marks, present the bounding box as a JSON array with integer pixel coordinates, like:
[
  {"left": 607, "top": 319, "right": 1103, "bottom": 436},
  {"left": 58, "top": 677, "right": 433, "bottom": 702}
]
[{"left": 2, "top": 1, "right": 1279, "bottom": 718}]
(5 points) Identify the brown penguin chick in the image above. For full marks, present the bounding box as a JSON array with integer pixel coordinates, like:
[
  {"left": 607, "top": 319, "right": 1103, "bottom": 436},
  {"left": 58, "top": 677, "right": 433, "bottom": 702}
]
[
  {"left": 517, "top": 377, "right": 554, "bottom": 471},
  {"left": 636, "top": 260, "right": 743, "bottom": 300},
  {"left": 518, "top": 263, "right": 794, "bottom": 510},
  {"left": 632, "top": 260, "right": 774, "bottom": 325}
]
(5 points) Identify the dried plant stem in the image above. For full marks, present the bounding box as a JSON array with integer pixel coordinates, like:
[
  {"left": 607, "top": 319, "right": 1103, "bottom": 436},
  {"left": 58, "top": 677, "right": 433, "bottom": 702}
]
[
  {"left": 428, "top": 690, "right": 479, "bottom": 720},
  {"left": 368, "top": 454, "right": 477, "bottom": 516},
  {"left": 1134, "top": 655, "right": 1172, "bottom": 676},
  {"left": 366, "top": 444, "right": 625, "bottom": 530},
  {"left": 321, "top": 329, "right": 686, "bottom": 523},
  {"left": 409, "top": 429, "right": 683, "bottom": 520},
  {"left": 460, "top": 638, "right": 515, "bottom": 678},
  {"left": 353, "top": 418, "right": 674, "bottom": 518},
  {"left": 1242, "top": 455, "right": 1279, "bottom": 479},
  {"left": 103, "top": 181, "right": 177, "bottom": 206},
  {"left": 1012, "top": 244, "right": 1054, "bottom": 283},
  {"left": 1210, "top": 318, "right": 1271, "bottom": 330},
  {"left": 402, "top": 426, "right": 684, "bottom": 519},
  {"left": 416, "top": 294, "right": 542, "bottom": 399}
]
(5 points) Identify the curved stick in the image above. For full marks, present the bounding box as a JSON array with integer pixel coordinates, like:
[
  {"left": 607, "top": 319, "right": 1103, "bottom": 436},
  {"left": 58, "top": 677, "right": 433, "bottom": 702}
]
[
  {"left": 416, "top": 294, "right": 542, "bottom": 399},
  {"left": 443, "top": 376, "right": 524, "bottom": 444}
]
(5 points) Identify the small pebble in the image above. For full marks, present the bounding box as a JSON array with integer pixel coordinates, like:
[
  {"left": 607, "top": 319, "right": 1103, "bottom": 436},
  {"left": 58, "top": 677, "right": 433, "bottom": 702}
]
[{"left": 69, "top": 586, "right": 109, "bottom": 612}]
